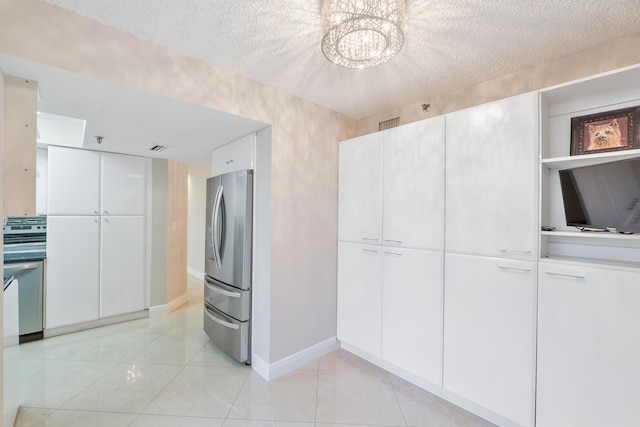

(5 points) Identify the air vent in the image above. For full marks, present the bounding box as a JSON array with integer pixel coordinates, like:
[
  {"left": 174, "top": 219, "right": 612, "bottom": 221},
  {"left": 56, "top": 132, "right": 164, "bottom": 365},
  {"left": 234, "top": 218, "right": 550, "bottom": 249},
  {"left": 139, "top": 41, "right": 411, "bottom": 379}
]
[
  {"left": 149, "top": 145, "right": 168, "bottom": 152},
  {"left": 379, "top": 117, "right": 400, "bottom": 131}
]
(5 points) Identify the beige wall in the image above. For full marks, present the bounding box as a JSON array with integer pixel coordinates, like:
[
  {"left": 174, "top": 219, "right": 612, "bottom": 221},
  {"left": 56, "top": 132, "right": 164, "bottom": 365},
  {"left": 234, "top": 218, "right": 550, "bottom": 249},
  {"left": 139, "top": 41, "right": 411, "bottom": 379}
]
[
  {"left": 187, "top": 164, "right": 210, "bottom": 278},
  {"left": 359, "top": 33, "right": 640, "bottom": 135},
  {"left": 150, "top": 158, "right": 169, "bottom": 307},
  {"left": 0, "top": 64, "right": 6, "bottom": 425},
  {"left": 166, "top": 161, "right": 188, "bottom": 308},
  {"left": 0, "top": 0, "right": 357, "bottom": 364},
  {"left": 3, "top": 75, "right": 37, "bottom": 216}
]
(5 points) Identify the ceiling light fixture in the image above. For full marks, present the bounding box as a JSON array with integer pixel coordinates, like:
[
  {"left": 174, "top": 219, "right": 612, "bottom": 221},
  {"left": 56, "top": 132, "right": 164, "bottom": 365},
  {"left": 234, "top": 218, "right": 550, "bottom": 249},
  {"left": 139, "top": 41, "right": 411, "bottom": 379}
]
[{"left": 321, "top": 0, "right": 405, "bottom": 69}]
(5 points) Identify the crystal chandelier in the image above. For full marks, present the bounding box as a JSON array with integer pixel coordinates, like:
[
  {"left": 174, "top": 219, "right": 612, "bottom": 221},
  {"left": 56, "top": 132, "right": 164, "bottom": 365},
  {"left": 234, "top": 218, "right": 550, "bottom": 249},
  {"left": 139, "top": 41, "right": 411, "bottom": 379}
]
[{"left": 321, "top": 0, "right": 405, "bottom": 69}]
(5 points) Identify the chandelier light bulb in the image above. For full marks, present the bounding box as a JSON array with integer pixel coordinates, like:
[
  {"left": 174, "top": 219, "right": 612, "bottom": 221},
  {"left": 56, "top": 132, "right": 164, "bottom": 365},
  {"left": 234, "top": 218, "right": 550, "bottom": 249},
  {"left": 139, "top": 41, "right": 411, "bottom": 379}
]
[{"left": 322, "top": 0, "right": 405, "bottom": 69}]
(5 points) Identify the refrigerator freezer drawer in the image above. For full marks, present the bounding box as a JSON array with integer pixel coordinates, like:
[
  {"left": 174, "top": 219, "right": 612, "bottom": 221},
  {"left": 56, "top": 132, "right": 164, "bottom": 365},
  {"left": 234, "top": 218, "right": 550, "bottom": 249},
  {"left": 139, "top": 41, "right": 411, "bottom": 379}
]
[
  {"left": 204, "top": 304, "right": 250, "bottom": 363},
  {"left": 204, "top": 275, "right": 251, "bottom": 322}
]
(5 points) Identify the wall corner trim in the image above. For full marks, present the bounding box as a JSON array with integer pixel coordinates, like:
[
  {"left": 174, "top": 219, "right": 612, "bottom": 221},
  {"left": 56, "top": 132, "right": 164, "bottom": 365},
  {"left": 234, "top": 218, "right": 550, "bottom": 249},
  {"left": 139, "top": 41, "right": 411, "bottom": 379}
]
[{"left": 252, "top": 337, "right": 339, "bottom": 381}]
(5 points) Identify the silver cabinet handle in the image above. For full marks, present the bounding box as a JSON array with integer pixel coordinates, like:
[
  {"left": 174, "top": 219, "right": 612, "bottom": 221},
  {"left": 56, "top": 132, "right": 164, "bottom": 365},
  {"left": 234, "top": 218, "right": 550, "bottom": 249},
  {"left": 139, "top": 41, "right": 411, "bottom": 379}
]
[
  {"left": 94, "top": 210, "right": 99, "bottom": 214},
  {"left": 545, "top": 271, "right": 585, "bottom": 279},
  {"left": 498, "top": 265, "right": 531, "bottom": 273},
  {"left": 384, "top": 251, "right": 402, "bottom": 257},
  {"left": 384, "top": 239, "right": 402, "bottom": 244},
  {"left": 499, "top": 248, "right": 532, "bottom": 254},
  {"left": 205, "top": 281, "right": 241, "bottom": 298},
  {"left": 104, "top": 210, "right": 109, "bottom": 214},
  {"left": 362, "top": 237, "right": 379, "bottom": 242},
  {"left": 225, "top": 160, "right": 234, "bottom": 165},
  {"left": 205, "top": 307, "right": 239, "bottom": 330},
  {"left": 103, "top": 218, "right": 110, "bottom": 224},
  {"left": 361, "top": 248, "right": 379, "bottom": 254}
]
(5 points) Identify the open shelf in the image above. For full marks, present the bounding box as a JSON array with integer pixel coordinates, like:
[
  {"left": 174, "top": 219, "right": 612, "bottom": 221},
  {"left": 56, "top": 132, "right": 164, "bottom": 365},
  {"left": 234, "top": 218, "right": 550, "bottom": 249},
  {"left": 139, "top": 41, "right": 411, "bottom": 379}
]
[
  {"left": 542, "top": 148, "right": 640, "bottom": 170},
  {"left": 542, "top": 230, "right": 640, "bottom": 241}
]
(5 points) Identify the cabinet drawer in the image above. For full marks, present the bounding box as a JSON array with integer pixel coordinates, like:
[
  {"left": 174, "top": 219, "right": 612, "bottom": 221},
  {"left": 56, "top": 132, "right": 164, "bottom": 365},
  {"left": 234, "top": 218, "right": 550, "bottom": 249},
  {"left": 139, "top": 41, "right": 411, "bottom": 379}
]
[{"left": 203, "top": 304, "right": 249, "bottom": 363}]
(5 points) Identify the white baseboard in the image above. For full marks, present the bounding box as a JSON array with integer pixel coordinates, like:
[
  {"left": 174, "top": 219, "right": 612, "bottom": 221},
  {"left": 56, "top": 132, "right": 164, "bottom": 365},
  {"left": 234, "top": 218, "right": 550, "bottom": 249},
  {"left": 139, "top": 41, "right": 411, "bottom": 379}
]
[
  {"left": 252, "top": 337, "right": 339, "bottom": 381},
  {"left": 167, "top": 292, "right": 190, "bottom": 313},
  {"left": 148, "top": 304, "right": 167, "bottom": 317},
  {"left": 187, "top": 267, "right": 204, "bottom": 281}
]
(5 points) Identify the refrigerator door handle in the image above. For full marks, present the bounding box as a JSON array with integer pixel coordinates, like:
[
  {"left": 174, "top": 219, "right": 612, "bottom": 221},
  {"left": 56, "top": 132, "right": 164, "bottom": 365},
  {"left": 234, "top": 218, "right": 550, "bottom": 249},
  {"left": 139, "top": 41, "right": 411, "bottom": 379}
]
[
  {"left": 205, "top": 306, "right": 240, "bottom": 330},
  {"left": 212, "top": 184, "right": 224, "bottom": 269}
]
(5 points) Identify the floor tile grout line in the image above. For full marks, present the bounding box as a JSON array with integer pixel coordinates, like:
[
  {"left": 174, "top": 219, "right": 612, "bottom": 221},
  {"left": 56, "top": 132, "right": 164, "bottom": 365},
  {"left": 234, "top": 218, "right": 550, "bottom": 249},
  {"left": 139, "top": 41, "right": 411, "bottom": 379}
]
[{"left": 223, "top": 366, "right": 253, "bottom": 420}]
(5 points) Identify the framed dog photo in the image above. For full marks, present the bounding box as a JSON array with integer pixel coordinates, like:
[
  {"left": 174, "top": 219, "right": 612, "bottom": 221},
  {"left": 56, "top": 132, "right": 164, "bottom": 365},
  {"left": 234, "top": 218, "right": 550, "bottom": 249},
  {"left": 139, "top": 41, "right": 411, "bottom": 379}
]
[{"left": 570, "top": 106, "right": 640, "bottom": 156}]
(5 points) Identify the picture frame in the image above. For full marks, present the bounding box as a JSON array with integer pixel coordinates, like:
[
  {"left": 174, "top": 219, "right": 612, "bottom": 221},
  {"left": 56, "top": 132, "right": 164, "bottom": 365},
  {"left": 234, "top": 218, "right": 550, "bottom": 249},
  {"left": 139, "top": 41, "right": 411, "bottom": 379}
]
[{"left": 570, "top": 106, "right": 640, "bottom": 156}]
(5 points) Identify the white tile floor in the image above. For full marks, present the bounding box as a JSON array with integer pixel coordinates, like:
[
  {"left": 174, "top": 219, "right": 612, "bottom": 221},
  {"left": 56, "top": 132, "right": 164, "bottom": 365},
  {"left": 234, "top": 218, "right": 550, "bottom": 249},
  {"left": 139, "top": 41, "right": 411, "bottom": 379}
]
[{"left": 12, "top": 277, "right": 495, "bottom": 427}]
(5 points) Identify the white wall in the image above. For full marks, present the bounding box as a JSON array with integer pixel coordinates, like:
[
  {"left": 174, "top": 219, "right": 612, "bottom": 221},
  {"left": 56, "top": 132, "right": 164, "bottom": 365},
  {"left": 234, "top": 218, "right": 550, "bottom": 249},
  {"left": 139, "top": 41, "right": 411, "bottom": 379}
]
[
  {"left": 0, "top": 63, "right": 6, "bottom": 427},
  {"left": 36, "top": 147, "right": 47, "bottom": 215},
  {"left": 187, "top": 163, "right": 210, "bottom": 279}
]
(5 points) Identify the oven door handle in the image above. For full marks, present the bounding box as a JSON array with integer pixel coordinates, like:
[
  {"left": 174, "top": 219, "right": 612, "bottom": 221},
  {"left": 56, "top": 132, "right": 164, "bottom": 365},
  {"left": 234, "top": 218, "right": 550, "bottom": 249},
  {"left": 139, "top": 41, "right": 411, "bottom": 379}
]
[{"left": 4, "top": 263, "right": 39, "bottom": 274}]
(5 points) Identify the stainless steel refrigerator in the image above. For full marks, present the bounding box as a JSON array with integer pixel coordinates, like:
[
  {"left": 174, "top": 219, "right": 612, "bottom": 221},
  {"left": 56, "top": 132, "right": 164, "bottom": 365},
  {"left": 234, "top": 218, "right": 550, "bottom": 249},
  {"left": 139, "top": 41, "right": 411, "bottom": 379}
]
[{"left": 203, "top": 169, "right": 253, "bottom": 363}]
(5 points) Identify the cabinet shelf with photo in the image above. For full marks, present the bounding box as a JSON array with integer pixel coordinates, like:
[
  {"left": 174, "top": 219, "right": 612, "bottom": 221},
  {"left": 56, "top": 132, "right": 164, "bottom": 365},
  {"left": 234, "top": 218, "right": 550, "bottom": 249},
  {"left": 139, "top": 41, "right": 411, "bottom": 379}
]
[{"left": 539, "top": 65, "right": 640, "bottom": 265}]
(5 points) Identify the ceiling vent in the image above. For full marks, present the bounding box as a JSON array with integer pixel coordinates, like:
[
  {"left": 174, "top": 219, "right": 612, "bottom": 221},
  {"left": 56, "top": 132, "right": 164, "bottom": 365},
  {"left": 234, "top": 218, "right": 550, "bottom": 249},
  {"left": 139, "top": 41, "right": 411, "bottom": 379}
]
[
  {"left": 379, "top": 117, "right": 400, "bottom": 131},
  {"left": 149, "top": 145, "right": 168, "bottom": 152}
]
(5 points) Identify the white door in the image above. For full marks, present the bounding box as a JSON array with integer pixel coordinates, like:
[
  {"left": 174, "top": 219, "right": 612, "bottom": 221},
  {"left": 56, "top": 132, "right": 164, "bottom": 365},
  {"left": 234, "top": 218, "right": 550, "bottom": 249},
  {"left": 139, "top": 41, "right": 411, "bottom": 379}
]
[
  {"left": 47, "top": 146, "right": 100, "bottom": 215},
  {"left": 537, "top": 261, "right": 640, "bottom": 427},
  {"left": 211, "top": 133, "right": 254, "bottom": 175},
  {"left": 45, "top": 216, "right": 100, "bottom": 328},
  {"left": 443, "top": 253, "right": 536, "bottom": 427},
  {"left": 101, "top": 152, "right": 146, "bottom": 215},
  {"left": 338, "top": 133, "right": 383, "bottom": 244},
  {"left": 445, "top": 92, "right": 538, "bottom": 259},
  {"left": 383, "top": 117, "right": 445, "bottom": 251},
  {"left": 381, "top": 247, "right": 443, "bottom": 385},
  {"left": 100, "top": 216, "right": 145, "bottom": 318},
  {"left": 337, "top": 241, "right": 382, "bottom": 357}
]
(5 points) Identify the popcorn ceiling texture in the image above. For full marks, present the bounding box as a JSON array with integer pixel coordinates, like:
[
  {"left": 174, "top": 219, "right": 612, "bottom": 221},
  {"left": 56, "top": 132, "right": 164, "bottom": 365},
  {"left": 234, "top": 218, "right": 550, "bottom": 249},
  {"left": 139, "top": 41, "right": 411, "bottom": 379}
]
[{"left": 42, "top": 0, "right": 640, "bottom": 120}]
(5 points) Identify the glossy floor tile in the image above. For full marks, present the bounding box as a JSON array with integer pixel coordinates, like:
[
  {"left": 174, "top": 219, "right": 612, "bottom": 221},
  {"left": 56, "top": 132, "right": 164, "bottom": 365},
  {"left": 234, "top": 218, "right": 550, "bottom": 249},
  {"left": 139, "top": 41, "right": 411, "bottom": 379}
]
[{"left": 13, "top": 276, "right": 495, "bottom": 427}]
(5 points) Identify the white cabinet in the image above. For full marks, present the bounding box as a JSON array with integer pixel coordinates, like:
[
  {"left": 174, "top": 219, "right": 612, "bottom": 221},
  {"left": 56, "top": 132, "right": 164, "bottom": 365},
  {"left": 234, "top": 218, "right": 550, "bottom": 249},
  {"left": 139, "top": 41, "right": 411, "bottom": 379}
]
[
  {"left": 443, "top": 253, "right": 536, "bottom": 427},
  {"left": 383, "top": 117, "right": 445, "bottom": 251},
  {"left": 46, "top": 147, "right": 147, "bottom": 329},
  {"left": 101, "top": 152, "right": 146, "bottom": 215},
  {"left": 45, "top": 216, "right": 100, "bottom": 328},
  {"left": 100, "top": 216, "right": 146, "bottom": 318},
  {"left": 445, "top": 92, "right": 538, "bottom": 260},
  {"left": 537, "top": 260, "right": 640, "bottom": 427},
  {"left": 337, "top": 241, "right": 382, "bottom": 357},
  {"left": 338, "top": 132, "right": 383, "bottom": 244},
  {"left": 211, "top": 133, "right": 255, "bottom": 175},
  {"left": 381, "top": 248, "right": 443, "bottom": 385},
  {"left": 47, "top": 146, "right": 101, "bottom": 215}
]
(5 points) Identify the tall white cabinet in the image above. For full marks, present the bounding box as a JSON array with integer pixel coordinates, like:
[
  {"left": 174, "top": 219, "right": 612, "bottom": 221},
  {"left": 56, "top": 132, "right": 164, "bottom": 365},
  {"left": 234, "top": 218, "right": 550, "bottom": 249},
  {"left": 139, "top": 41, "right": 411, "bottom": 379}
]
[
  {"left": 338, "top": 116, "right": 445, "bottom": 387},
  {"left": 46, "top": 146, "right": 147, "bottom": 330},
  {"left": 442, "top": 93, "right": 539, "bottom": 427}
]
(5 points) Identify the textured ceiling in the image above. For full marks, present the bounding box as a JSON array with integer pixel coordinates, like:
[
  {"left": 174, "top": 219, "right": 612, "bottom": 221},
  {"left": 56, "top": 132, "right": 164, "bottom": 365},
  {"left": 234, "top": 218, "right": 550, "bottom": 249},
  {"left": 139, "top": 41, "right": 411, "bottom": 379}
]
[{"left": 41, "top": 0, "right": 640, "bottom": 120}]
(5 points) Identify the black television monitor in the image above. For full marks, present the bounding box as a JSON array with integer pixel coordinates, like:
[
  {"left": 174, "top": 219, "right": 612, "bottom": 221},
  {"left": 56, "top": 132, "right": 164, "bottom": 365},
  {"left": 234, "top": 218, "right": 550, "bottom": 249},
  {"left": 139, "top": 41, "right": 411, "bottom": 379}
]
[{"left": 558, "top": 157, "right": 640, "bottom": 233}]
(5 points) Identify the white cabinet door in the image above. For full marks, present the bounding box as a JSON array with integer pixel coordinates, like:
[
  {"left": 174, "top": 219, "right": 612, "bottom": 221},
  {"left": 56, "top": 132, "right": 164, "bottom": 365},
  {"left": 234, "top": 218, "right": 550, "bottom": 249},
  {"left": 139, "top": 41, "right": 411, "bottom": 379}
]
[
  {"left": 445, "top": 92, "right": 538, "bottom": 259},
  {"left": 382, "top": 248, "right": 443, "bottom": 385},
  {"left": 338, "top": 133, "right": 383, "bottom": 244},
  {"left": 45, "top": 216, "right": 100, "bottom": 328},
  {"left": 101, "top": 152, "right": 146, "bottom": 215},
  {"left": 443, "top": 253, "right": 536, "bottom": 427},
  {"left": 383, "top": 116, "right": 445, "bottom": 251},
  {"left": 337, "top": 241, "right": 382, "bottom": 357},
  {"left": 537, "top": 261, "right": 640, "bottom": 427},
  {"left": 47, "top": 146, "right": 100, "bottom": 215},
  {"left": 100, "top": 216, "right": 145, "bottom": 318},
  {"left": 211, "top": 133, "right": 254, "bottom": 175}
]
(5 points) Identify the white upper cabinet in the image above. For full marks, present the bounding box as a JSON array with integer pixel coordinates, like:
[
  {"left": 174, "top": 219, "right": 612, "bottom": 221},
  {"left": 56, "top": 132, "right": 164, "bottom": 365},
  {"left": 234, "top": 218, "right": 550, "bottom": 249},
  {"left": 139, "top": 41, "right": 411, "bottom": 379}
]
[
  {"left": 537, "top": 260, "right": 640, "bottom": 427},
  {"left": 47, "top": 146, "right": 101, "bottom": 215},
  {"left": 383, "top": 116, "right": 445, "bottom": 251},
  {"left": 338, "top": 132, "right": 383, "bottom": 244},
  {"left": 443, "top": 253, "right": 537, "bottom": 427},
  {"left": 211, "top": 133, "right": 255, "bottom": 175},
  {"left": 445, "top": 92, "right": 539, "bottom": 260},
  {"left": 101, "top": 152, "right": 146, "bottom": 215},
  {"left": 100, "top": 216, "right": 146, "bottom": 318}
]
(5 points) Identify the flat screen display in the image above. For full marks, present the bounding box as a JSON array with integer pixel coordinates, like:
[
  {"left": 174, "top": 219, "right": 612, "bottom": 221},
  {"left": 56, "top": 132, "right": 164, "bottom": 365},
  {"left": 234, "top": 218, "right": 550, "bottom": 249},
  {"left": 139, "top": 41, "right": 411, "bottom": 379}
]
[{"left": 558, "top": 158, "right": 640, "bottom": 233}]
